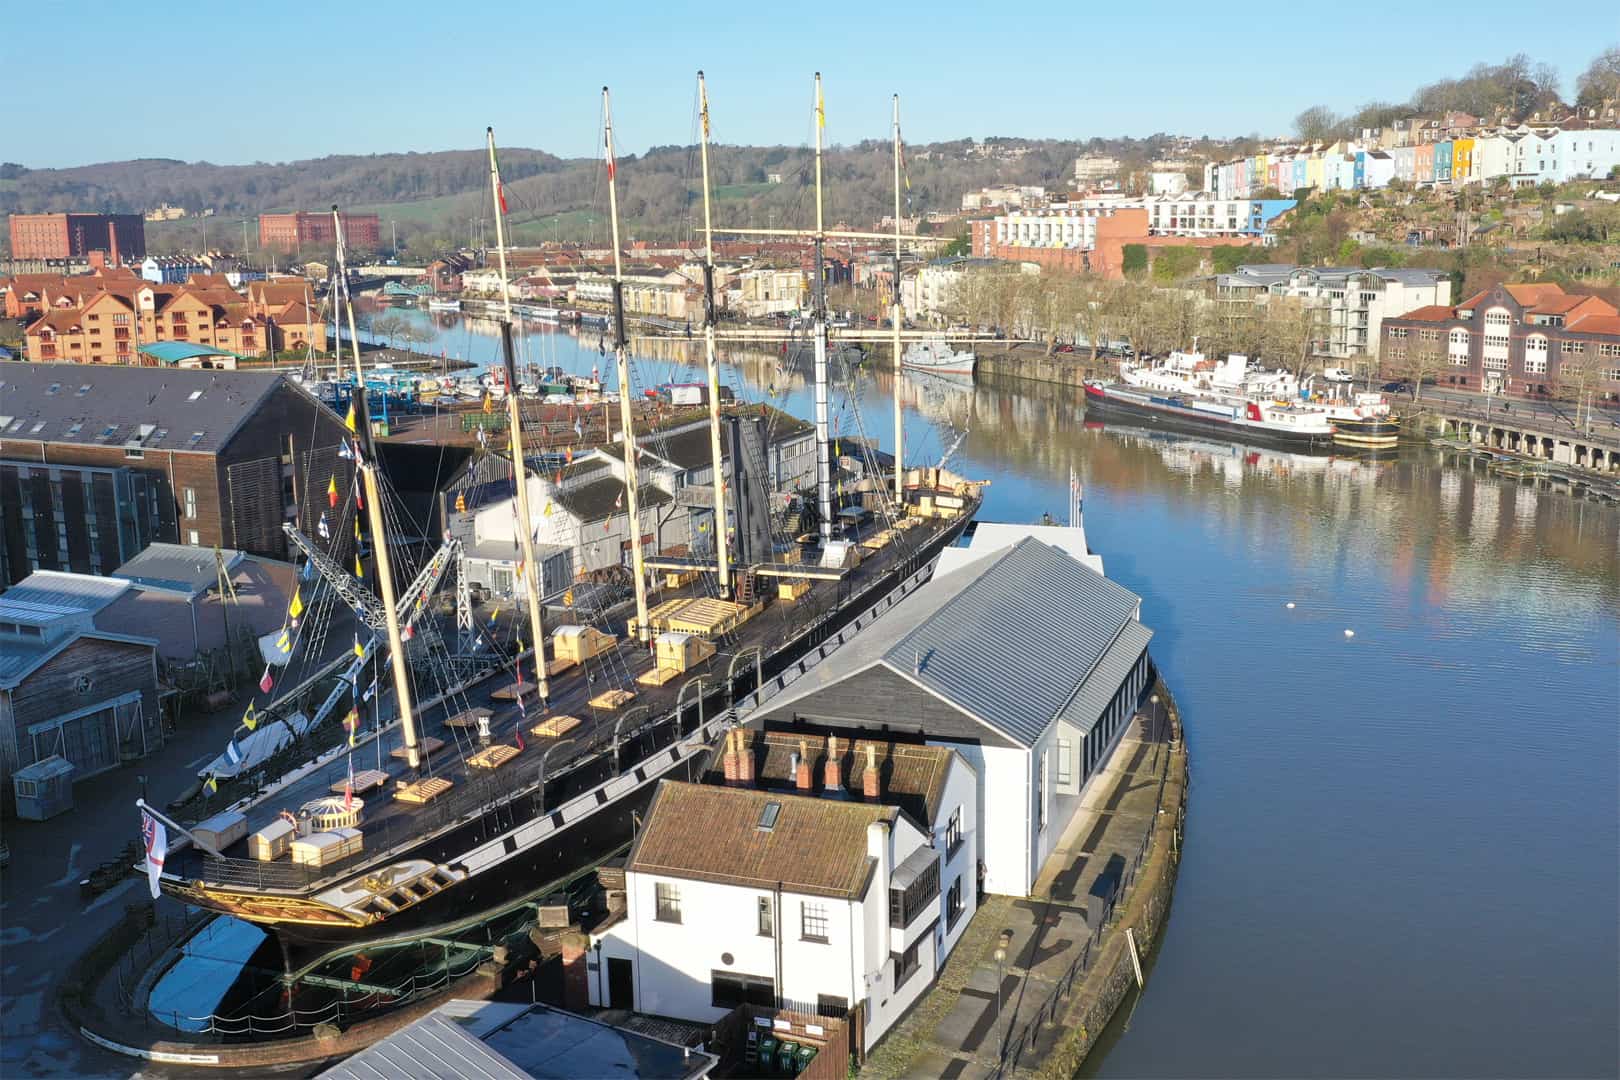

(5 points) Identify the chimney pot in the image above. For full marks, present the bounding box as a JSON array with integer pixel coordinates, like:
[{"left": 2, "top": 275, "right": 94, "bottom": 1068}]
[
  {"left": 863, "top": 743, "right": 881, "bottom": 800},
  {"left": 722, "top": 729, "right": 739, "bottom": 784},
  {"left": 795, "top": 738, "right": 812, "bottom": 791}
]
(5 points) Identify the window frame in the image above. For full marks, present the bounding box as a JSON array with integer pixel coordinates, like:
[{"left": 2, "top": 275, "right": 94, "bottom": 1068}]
[
  {"left": 800, "top": 901, "right": 829, "bottom": 943},
  {"left": 654, "top": 881, "right": 682, "bottom": 924}
]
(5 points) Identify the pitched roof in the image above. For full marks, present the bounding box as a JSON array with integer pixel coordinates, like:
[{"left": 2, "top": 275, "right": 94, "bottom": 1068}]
[
  {"left": 0, "top": 361, "right": 305, "bottom": 453},
  {"left": 628, "top": 780, "right": 893, "bottom": 899},
  {"left": 1505, "top": 283, "right": 1564, "bottom": 306},
  {"left": 760, "top": 538, "right": 1150, "bottom": 748},
  {"left": 552, "top": 477, "right": 672, "bottom": 523},
  {"left": 700, "top": 732, "right": 955, "bottom": 827},
  {"left": 1567, "top": 313, "right": 1620, "bottom": 335},
  {"left": 881, "top": 537, "right": 1145, "bottom": 745},
  {"left": 1396, "top": 305, "right": 1456, "bottom": 322}
]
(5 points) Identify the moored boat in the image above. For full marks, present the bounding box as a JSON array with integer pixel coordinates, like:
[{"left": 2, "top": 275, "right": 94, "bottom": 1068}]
[{"left": 902, "top": 338, "right": 976, "bottom": 377}]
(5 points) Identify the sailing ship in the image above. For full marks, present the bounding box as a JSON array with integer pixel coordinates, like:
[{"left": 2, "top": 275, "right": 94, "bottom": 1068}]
[{"left": 140, "top": 77, "right": 983, "bottom": 956}]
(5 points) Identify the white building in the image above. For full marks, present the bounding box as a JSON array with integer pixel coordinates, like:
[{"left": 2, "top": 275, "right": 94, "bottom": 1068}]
[
  {"left": 1073, "top": 155, "right": 1121, "bottom": 184},
  {"left": 1149, "top": 171, "right": 1190, "bottom": 196},
  {"left": 458, "top": 268, "right": 510, "bottom": 297},
  {"left": 1206, "top": 264, "right": 1453, "bottom": 360},
  {"left": 591, "top": 735, "right": 979, "bottom": 1051},
  {"left": 900, "top": 257, "right": 998, "bottom": 322},
  {"left": 737, "top": 268, "right": 807, "bottom": 317},
  {"left": 992, "top": 208, "right": 1102, "bottom": 251},
  {"left": 751, "top": 533, "right": 1155, "bottom": 898}
]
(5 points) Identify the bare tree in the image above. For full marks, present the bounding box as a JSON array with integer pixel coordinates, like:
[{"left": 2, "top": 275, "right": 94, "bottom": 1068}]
[
  {"left": 1383, "top": 326, "right": 1447, "bottom": 402},
  {"left": 1294, "top": 105, "right": 1342, "bottom": 143},
  {"left": 1263, "top": 295, "right": 1319, "bottom": 378},
  {"left": 1073, "top": 276, "right": 1119, "bottom": 364},
  {"left": 1575, "top": 46, "right": 1620, "bottom": 110}
]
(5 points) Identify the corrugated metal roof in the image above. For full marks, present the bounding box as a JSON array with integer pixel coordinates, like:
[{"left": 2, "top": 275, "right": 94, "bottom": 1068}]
[
  {"left": 137, "top": 341, "right": 247, "bottom": 363},
  {"left": 0, "top": 361, "right": 291, "bottom": 453},
  {"left": 113, "top": 542, "right": 243, "bottom": 597},
  {"left": 0, "top": 571, "right": 132, "bottom": 623},
  {"left": 1054, "top": 619, "right": 1154, "bottom": 736},
  {"left": 317, "top": 1012, "right": 527, "bottom": 1080},
  {"left": 881, "top": 537, "right": 1143, "bottom": 746}
]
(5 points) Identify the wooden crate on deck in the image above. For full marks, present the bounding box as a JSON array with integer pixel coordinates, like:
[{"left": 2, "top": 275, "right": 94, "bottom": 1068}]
[
  {"left": 290, "top": 827, "right": 363, "bottom": 868},
  {"left": 654, "top": 631, "right": 714, "bottom": 674},
  {"left": 588, "top": 688, "right": 636, "bottom": 710},
  {"left": 531, "top": 715, "right": 582, "bottom": 738},
  {"left": 553, "top": 625, "right": 617, "bottom": 665},
  {"left": 468, "top": 745, "right": 521, "bottom": 770},
  {"left": 778, "top": 579, "right": 811, "bottom": 601},
  {"left": 636, "top": 667, "right": 681, "bottom": 688}
]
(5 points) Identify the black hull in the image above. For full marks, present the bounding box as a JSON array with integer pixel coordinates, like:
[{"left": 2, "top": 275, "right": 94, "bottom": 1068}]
[
  {"left": 254, "top": 505, "right": 977, "bottom": 956},
  {"left": 1331, "top": 417, "right": 1401, "bottom": 447},
  {"left": 1084, "top": 387, "right": 1335, "bottom": 452}
]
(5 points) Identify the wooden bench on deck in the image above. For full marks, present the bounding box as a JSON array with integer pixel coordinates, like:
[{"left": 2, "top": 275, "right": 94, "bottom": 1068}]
[
  {"left": 394, "top": 777, "right": 454, "bottom": 804},
  {"left": 468, "top": 745, "right": 521, "bottom": 770},
  {"left": 330, "top": 769, "right": 388, "bottom": 796},
  {"left": 531, "top": 715, "right": 582, "bottom": 738}
]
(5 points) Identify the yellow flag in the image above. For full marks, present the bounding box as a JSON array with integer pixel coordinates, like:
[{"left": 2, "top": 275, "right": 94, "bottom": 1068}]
[
  {"left": 816, "top": 85, "right": 825, "bottom": 129},
  {"left": 355, "top": 553, "right": 364, "bottom": 577},
  {"left": 242, "top": 702, "right": 258, "bottom": 732},
  {"left": 543, "top": 500, "right": 553, "bottom": 517},
  {"left": 204, "top": 774, "right": 218, "bottom": 795},
  {"left": 288, "top": 587, "right": 304, "bottom": 620},
  {"left": 276, "top": 628, "right": 291, "bottom": 652},
  {"left": 563, "top": 589, "right": 574, "bottom": 606},
  {"left": 344, "top": 403, "right": 356, "bottom": 432},
  {"left": 354, "top": 634, "right": 365, "bottom": 658}
]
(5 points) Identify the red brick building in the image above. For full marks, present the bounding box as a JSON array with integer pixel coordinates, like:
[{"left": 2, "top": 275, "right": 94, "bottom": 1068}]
[
  {"left": 258, "top": 211, "right": 381, "bottom": 254},
  {"left": 7, "top": 213, "right": 146, "bottom": 261},
  {"left": 969, "top": 209, "right": 1266, "bottom": 279},
  {"left": 1380, "top": 283, "right": 1620, "bottom": 402}
]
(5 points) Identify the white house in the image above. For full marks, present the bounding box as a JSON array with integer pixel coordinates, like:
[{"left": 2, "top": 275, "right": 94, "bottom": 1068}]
[
  {"left": 590, "top": 735, "right": 979, "bottom": 1052},
  {"left": 749, "top": 533, "right": 1155, "bottom": 898}
]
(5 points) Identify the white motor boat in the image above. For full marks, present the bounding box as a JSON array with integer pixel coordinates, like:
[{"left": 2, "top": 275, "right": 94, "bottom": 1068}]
[{"left": 902, "top": 339, "right": 976, "bottom": 377}]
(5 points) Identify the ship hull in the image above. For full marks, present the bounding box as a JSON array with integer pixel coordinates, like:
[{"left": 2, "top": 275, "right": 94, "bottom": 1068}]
[
  {"left": 902, "top": 357, "right": 976, "bottom": 377},
  {"left": 163, "top": 503, "right": 978, "bottom": 954},
  {"left": 1084, "top": 382, "right": 1335, "bottom": 451},
  {"left": 1329, "top": 416, "right": 1401, "bottom": 448}
]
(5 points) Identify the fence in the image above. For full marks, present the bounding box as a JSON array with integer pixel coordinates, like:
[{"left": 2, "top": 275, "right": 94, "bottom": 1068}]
[{"left": 988, "top": 700, "right": 1183, "bottom": 1078}]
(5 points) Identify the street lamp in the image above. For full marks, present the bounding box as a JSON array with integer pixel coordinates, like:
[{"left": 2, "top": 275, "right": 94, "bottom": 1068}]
[
  {"left": 1150, "top": 693, "right": 1161, "bottom": 743},
  {"left": 994, "top": 929, "right": 1013, "bottom": 1062}
]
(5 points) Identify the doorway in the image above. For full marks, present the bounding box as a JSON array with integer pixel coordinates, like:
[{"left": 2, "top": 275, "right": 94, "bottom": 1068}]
[{"left": 607, "top": 957, "right": 633, "bottom": 1009}]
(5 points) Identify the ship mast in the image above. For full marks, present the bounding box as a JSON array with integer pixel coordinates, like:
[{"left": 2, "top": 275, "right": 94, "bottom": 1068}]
[
  {"left": 891, "top": 94, "right": 905, "bottom": 504},
  {"left": 604, "top": 87, "right": 652, "bottom": 643},
  {"left": 332, "top": 206, "right": 422, "bottom": 770},
  {"left": 697, "top": 72, "right": 731, "bottom": 597},
  {"left": 811, "top": 73, "right": 833, "bottom": 545},
  {"left": 487, "top": 127, "right": 551, "bottom": 702}
]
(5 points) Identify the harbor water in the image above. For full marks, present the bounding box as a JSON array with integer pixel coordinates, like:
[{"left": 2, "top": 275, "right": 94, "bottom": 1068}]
[{"left": 334, "top": 310, "right": 1620, "bottom": 1074}]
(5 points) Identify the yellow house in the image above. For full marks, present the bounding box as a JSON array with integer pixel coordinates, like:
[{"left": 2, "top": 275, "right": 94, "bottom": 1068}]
[
  {"left": 1305, "top": 153, "right": 1325, "bottom": 191},
  {"left": 1451, "top": 138, "right": 1474, "bottom": 183}
]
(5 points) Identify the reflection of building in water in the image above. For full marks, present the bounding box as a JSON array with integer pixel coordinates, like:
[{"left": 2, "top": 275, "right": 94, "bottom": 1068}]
[{"left": 897, "top": 370, "right": 975, "bottom": 429}]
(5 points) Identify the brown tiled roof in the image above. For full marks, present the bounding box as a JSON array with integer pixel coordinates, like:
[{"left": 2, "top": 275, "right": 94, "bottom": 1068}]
[
  {"left": 186, "top": 273, "right": 236, "bottom": 290},
  {"left": 628, "top": 780, "right": 894, "bottom": 899},
  {"left": 1457, "top": 290, "right": 1490, "bottom": 310},
  {"left": 1394, "top": 305, "right": 1455, "bottom": 322},
  {"left": 701, "top": 731, "right": 954, "bottom": 828},
  {"left": 1505, "top": 283, "right": 1563, "bottom": 306},
  {"left": 1567, "top": 313, "right": 1620, "bottom": 335}
]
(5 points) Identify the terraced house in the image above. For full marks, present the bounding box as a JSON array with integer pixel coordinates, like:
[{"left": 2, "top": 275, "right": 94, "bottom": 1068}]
[
  {"left": 20, "top": 273, "right": 323, "bottom": 365},
  {"left": 1381, "top": 283, "right": 1620, "bottom": 401}
]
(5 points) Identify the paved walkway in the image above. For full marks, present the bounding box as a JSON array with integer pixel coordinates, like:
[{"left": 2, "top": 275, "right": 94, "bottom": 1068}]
[{"left": 861, "top": 710, "right": 1174, "bottom": 1080}]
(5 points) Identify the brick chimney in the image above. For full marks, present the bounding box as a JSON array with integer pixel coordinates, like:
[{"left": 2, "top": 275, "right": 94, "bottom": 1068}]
[
  {"left": 795, "top": 738, "right": 812, "bottom": 791},
  {"left": 823, "top": 734, "right": 842, "bottom": 791},
  {"left": 108, "top": 221, "right": 120, "bottom": 268},
  {"left": 862, "top": 743, "right": 881, "bottom": 800},
  {"left": 735, "top": 728, "right": 755, "bottom": 786},
  {"left": 722, "top": 729, "right": 739, "bottom": 784}
]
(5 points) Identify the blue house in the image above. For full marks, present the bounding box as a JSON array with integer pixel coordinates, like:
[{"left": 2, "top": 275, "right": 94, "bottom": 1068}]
[{"left": 1434, "top": 140, "right": 1453, "bottom": 183}]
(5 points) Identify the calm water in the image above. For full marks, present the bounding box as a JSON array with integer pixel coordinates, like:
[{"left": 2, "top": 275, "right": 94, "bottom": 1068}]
[{"left": 378, "top": 310, "right": 1620, "bottom": 1078}]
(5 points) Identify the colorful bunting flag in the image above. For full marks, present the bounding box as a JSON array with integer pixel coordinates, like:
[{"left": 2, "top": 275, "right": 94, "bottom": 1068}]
[
  {"left": 242, "top": 702, "right": 258, "bottom": 732},
  {"left": 288, "top": 587, "right": 304, "bottom": 620},
  {"left": 354, "top": 634, "right": 365, "bottom": 659},
  {"left": 317, "top": 512, "right": 330, "bottom": 540},
  {"left": 259, "top": 666, "right": 274, "bottom": 694},
  {"left": 327, "top": 476, "right": 338, "bottom": 508},
  {"left": 204, "top": 774, "right": 218, "bottom": 796}
]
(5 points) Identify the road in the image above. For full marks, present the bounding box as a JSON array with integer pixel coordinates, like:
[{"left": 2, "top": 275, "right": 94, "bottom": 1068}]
[{"left": 1401, "top": 384, "right": 1620, "bottom": 440}]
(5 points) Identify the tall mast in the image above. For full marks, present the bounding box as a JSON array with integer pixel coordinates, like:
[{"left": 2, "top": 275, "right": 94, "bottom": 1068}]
[
  {"left": 332, "top": 206, "right": 421, "bottom": 770},
  {"left": 891, "top": 94, "right": 905, "bottom": 504},
  {"left": 487, "top": 127, "right": 551, "bottom": 702},
  {"left": 604, "top": 87, "right": 652, "bottom": 643},
  {"left": 697, "top": 72, "right": 731, "bottom": 596},
  {"left": 811, "top": 73, "right": 833, "bottom": 545}
]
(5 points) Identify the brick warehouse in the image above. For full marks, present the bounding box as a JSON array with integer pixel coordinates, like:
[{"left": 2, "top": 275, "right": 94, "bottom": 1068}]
[
  {"left": 0, "top": 364, "right": 354, "bottom": 586},
  {"left": 258, "top": 211, "right": 381, "bottom": 253},
  {"left": 1380, "top": 282, "right": 1620, "bottom": 401},
  {"left": 8, "top": 213, "right": 146, "bottom": 261}
]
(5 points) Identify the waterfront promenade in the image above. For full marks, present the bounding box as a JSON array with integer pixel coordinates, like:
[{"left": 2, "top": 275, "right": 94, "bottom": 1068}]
[{"left": 861, "top": 694, "right": 1186, "bottom": 1080}]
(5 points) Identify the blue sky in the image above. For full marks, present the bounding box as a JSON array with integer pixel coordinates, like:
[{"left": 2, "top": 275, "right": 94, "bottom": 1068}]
[{"left": 8, "top": 2, "right": 1611, "bottom": 168}]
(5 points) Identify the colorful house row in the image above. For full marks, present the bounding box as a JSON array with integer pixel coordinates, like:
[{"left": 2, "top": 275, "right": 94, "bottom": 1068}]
[{"left": 1207, "top": 129, "right": 1620, "bottom": 199}]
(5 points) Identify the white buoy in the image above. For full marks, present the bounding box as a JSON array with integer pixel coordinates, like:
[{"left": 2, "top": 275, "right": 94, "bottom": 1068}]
[
  {"left": 1344, "top": 629, "right": 1355, "bottom": 638},
  {"left": 1286, "top": 602, "right": 1296, "bottom": 610}
]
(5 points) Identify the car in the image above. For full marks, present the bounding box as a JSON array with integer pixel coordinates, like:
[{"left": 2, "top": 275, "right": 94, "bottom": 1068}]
[
  {"left": 1381, "top": 381, "right": 1409, "bottom": 393},
  {"left": 1056, "top": 344, "right": 1075, "bottom": 353}
]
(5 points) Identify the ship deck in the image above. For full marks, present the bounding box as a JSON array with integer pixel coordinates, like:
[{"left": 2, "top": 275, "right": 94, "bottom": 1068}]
[{"left": 167, "top": 493, "right": 975, "bottom": 896}]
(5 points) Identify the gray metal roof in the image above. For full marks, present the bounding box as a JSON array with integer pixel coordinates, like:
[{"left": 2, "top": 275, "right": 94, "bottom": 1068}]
[
  {"left": 113, "top": 543, "right": 244, "bottom": 597},
  {"left": 317, "top": 1012, "right": 526, "bottom": 1080},
  {"left": 0, "top": 362, "right": 294, "bottom": 454},
  {"left": 0, "top": 570, "right": 132, "bottom": 624},
  {"left": 318, "top": 1000, "right": 716, "bottom": 1080},
  {"left": 1054, "top": 618, "right": 1154, "bottom": 736},
  {"left": 882, "top": 537, "right": 1144, "bottom": 746}
]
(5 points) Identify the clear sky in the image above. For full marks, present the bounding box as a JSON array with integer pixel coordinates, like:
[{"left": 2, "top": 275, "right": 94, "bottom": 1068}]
[{"left": 7, "top": 2, "right": 1611, "bottom": 168}]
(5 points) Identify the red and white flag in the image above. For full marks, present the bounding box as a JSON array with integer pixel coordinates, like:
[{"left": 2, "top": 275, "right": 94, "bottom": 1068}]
[
  {"left": 497, "top": 180, "right": 508, "bottom": 215},
  {"left": 259, "top": 666, "right": 274, "bottom": 694},
  {"left": 141, "top": 809, "right": 167, "bottom": 899},
  {"left": 605, "top": 134, "right": 616, "bottom": 182}
]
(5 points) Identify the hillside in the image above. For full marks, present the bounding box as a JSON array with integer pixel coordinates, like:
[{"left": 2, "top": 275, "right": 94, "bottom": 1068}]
[{"left": 0, "top": 134, "right": 1203, "bottom": 254}]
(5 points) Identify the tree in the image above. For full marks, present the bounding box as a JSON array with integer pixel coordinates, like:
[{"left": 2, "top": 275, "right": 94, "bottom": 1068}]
[
  {"left": 1384, "top": 326, "right": 1447, "bottom": 402},
  {"left": 1121, "top": 244, "right": 1148, "bottom": 278},
  {"left": 1575, "top": 47, "right": 1620, "bottom": 110},
  {"left": 1072, "top": 276, "right": 1120, "bottom": 363},
  {"left": 370, "top": 312, "right": 407, "bottom": 346},
  {"left": 1294, "top": 105, "right": 1341, "bottom": 143},
  {"left": 1262, "top": 295, "right": 1319, "bottom": 378}
]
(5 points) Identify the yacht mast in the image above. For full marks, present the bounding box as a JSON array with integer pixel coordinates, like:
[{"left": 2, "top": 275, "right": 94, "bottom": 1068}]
[
  {"left": 604, "top": 87, "right": 652, "bottom": 643},
  {"left": 332, "top": 206, "right": 422, "bottom": 770},
  {"left": 487, "top": 127, "right": 551, "bottom": 702},
  {"left": 891, "top": 94, "right": 905, "bottom": 504},
  {"left": 697, "top": 72, "right": 731, "bottom": 596},
  {"left": 811, "top": 73, "right": 833, "bottom": 544}
]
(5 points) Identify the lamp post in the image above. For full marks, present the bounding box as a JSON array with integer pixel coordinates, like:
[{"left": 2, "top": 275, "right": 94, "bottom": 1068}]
[
  {"left": 1150, "top": 693, "right": 1161, "bottom": 743},
  {"left": 994, "top": 928, "right": 1013, "bottom": 1062}
]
